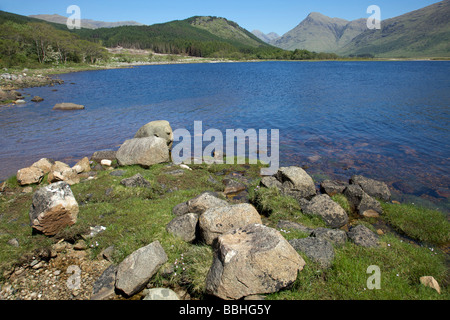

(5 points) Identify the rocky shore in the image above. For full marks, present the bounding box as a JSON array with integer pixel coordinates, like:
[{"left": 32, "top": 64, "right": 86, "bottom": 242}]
[{"left": 0, "top": 120, "right": 447, "bottom": 301}]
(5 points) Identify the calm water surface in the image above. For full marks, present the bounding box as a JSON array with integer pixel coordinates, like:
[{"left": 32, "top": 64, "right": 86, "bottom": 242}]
[{"left": 1, "top": 61, "right": 449, "bottom": 211}]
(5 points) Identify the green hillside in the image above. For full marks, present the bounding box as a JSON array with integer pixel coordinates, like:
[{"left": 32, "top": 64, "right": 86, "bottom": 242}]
[
  {"left": 74, "top": 16, "right": 283, "bottom": 59},
  {"left": 340, "top": 0, "right": 450, "bottom": 58}
]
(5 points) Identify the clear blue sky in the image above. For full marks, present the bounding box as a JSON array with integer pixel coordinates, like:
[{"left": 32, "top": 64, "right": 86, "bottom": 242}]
[{"left": 0, "top": 0, "right": 441, "bottom": 35}]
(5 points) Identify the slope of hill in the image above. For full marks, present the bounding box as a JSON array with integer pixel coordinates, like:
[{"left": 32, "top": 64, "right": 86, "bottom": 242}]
[
  {"left": 271, "top": 12, "right": 367, "bottom": 53},
  {"left": 29, "top": 14, "right": 144, "bottom": 29},
  {"left": 74, "top": 16, "right": 281, "bottom": 58},
  {"left": 251, "top": 30, "right": 280, "bottom": 43},
  {"left": 339, "top": 0, "right": 450, "bottom": 58},
  {"left": 186, "top": 16, "right": 267, "bottom": 48}
]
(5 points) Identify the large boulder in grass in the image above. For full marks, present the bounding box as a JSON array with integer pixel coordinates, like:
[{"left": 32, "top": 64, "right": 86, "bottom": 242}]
[
  {"left": 134, "top": 120, "right": 173, "bottom": 148},
  {"left": 350, "top": 175, "right": 391, "bottom": 201},
  {"left": 275, "top": 166, "right": 316, "bottom": 200},
  {"left": 199, "top": 203, "right": 262, "bottom": 245},
  {"left": 206, "top": 224, "right": 305, "bottom": 300},
  {"left": 302, "top": 194, "right": 349, "bottom": 228},
  {"left": 116, "top": 136, "right": 170, "bottom": 167},
  {"left": 17, "top": 166, "right": 44, "bottom": 186},
  {"left": 115, "top": 240, "right": 168, "bottom": 297},
  {"left": 29, "top": 182, "right": 79, "bottom": 236}
]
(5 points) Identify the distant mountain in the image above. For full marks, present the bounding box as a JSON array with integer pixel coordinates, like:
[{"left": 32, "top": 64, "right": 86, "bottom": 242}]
[
  {"left": 29, "top": 14, "right": 144, "bottom": 29},
  {"left": 251, "top": 30, "right": 280, "bottom": 43},
  {"left": 340, "top": 0, "right": 450, "bottom": 58},
  {"left": 271, "top": 12, "right": 367, "bottom": 53}
]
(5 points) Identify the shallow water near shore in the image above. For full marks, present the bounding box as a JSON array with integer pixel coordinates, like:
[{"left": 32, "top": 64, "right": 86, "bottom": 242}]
[{"left": 0, "top": 61, "right": 449, "bottom": 212}]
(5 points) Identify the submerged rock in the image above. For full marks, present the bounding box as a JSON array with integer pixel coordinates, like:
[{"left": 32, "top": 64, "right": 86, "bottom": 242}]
[{"left": 53, "top": 103, "right": 85, "bottom": 110}]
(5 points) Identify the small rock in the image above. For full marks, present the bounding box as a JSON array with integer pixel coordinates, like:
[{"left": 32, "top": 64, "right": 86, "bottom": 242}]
[
  {"left": 101, "top": 159, "right": 112, "bottom": 166},
  {"left": 347, "top": 225, "right": 379, "bottom": 247},
  {"left": 320, "top": 180, "right": 349, "bottom": 196},
  {"left": 350, "top": 175, "right": 391, "bottom": 201},
  {"left": 186, "top": 192, "right": 228, "bottom": 215},
  {"left": 7, "top": 238, "right": 19, "bottom": 247},
  {"left": 302, "top": 194, "right": 349, "bottom": 228},
  {"left": 143, "top": 288, "right": 180, "bottom": 300},
  {"left": 120, "top": 173, "right": 152, "bottom": 188},
  {"left": 419, "top": 276, "right": 441, "bottom": 294},
  {"left": 166, "top": 213, "right": 199, "bottom": 242},
  {"left": 222, "top": 178, "right": 246, "bottom": 195},
  {"left": 31, "top": 96, "right": 44, "bottom": 102},
  {"left": 109, "top": 170, "right": 126, "bottom": 177},
  {"left": 289, "top": 237, "right": 335, "bottom": 268},
  {"left": 73, "top": 240, "right": 87, "bottom": 250},
  {"left": 310, "top": 227, "right": 347, "bottom": 247},
  {"left": 276, "top": 220, "right": 314, "bottom": 235},
  {"left": 91, "top": 265, "right": 118, "bottom": 300},
  {"left": 72, "top": 157, "right": 91, "bottom": 174},
  {"left": 91, "top": 150, "right": 117, "bottom": 163}
]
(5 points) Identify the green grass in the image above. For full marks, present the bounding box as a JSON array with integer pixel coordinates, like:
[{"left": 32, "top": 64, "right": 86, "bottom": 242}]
[
  {"left": 268, "top": 234, "right": 449, "bottom": 300},
  {"left": 381, "top": 202, "right": 450, "bottom": 246}
]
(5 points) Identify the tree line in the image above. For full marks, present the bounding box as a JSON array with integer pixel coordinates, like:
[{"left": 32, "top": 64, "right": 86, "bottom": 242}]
[{"left": 0, "top": 21, "right": 108, "bottom": 67}]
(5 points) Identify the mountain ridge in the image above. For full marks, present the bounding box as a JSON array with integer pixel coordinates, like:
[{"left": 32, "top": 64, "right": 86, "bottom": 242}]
[
  {"left": 29, "top": 14, "right": 144, "bottom": 29},
  {"left": 270, "top": 12, "right": 367, "bottom": 53},
  {"left": 339, "top": 0, "right": 450, "bottom": 57}
]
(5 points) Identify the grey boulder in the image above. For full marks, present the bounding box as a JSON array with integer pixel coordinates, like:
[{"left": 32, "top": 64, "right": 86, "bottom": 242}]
[
  {"left": 302, "top": 194, "right": 349, "bottom": 228},
  {"left": 350, "top": 175, "right": 391, "bottom": 201},
  {"left": 115, "top": 240, "right": 168, "bottom": 297},
  {"left": 206, "top": 224, "right": 305, "bottom": 300},
  {"left": 347, "top": 225, "right": 379, "bottom": 247},
  {"left": 166, "top": 213, "right": 199, "bottom": 242},
  {"left": 116, "top": 136, "right": 170, "bottom": 167},
  {"left": 289, "top": 237, "right": 335, "bottom": 269}
]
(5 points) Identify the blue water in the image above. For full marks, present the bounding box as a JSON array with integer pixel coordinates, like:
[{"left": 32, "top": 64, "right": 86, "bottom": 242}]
[{"left": 1, "top": 61, "right": 449, "bottom": 210}]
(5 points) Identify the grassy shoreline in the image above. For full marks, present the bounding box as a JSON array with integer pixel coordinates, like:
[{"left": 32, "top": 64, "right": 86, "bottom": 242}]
[{"left": 0, "top": 158, "right": 448, "bottom": 300}]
